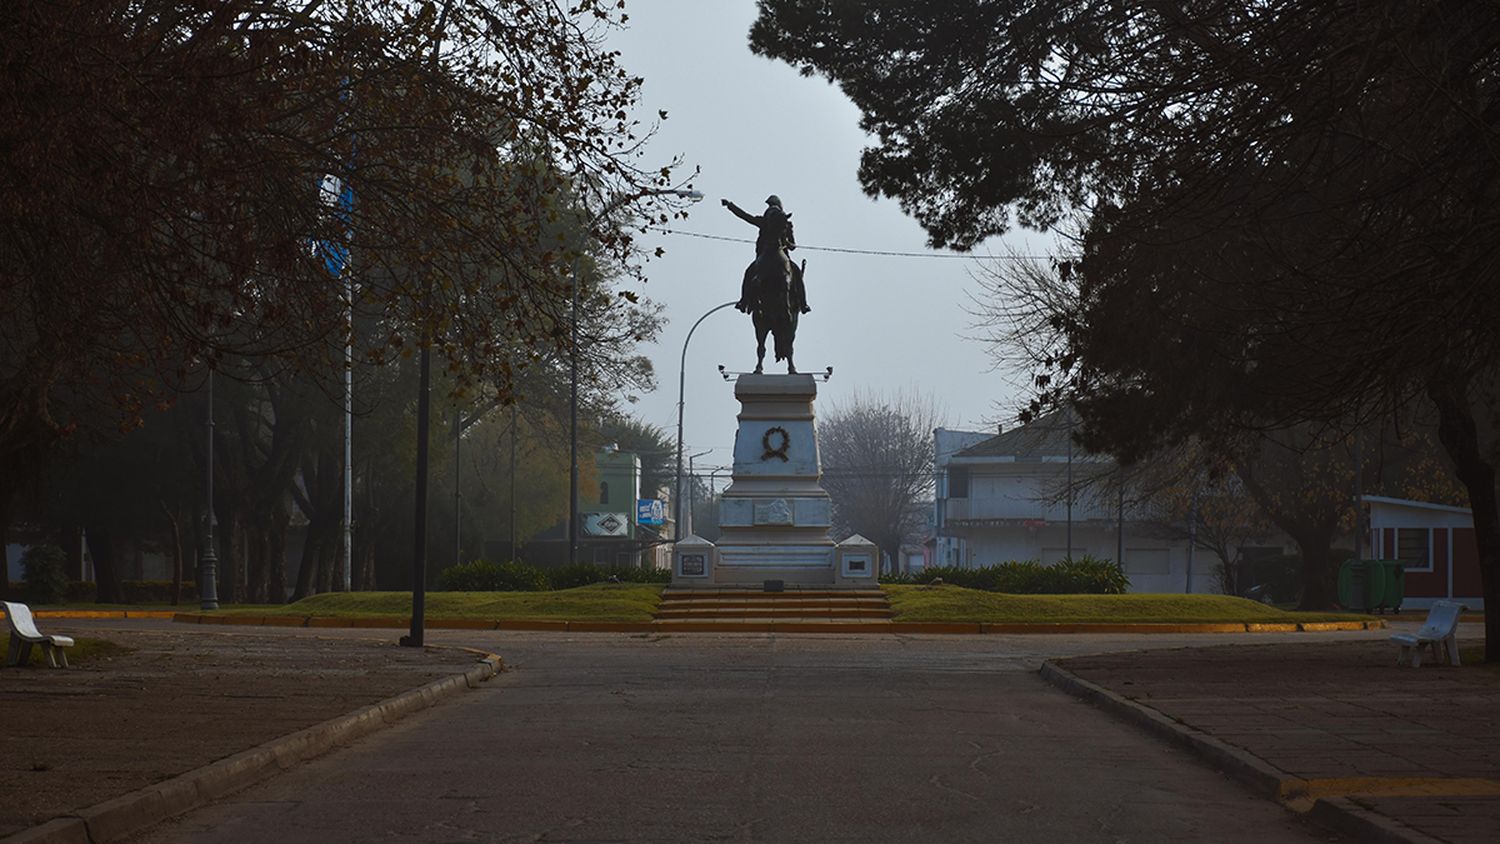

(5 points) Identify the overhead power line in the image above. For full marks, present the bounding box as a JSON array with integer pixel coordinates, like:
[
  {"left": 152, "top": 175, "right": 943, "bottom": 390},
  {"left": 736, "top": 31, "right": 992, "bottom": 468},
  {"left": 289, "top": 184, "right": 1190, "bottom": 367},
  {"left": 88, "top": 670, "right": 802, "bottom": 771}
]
[{"left": 649, "top": 227, "right": 1050, "bottom": 261}]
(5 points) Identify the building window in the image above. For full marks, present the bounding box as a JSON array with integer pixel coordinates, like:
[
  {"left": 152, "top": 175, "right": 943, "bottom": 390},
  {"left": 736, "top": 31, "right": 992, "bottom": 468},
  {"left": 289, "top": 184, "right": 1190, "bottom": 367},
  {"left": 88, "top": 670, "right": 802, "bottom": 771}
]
[
  {"left": 1395, "top": 527, "right": 1432, "bottom": 572},
  {"left": 599, "top": 481, "right": 610, "bottom": 505},
  {"left": 948, "top": 467, "right": 969, "bottom": 498}
]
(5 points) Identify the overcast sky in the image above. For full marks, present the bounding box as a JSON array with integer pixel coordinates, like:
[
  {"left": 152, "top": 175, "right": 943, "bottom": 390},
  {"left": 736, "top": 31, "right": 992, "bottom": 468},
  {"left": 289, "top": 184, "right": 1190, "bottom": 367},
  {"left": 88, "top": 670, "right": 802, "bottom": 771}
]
[{"left": 609, "top": 1, "right": 1045, "bottom": 476}]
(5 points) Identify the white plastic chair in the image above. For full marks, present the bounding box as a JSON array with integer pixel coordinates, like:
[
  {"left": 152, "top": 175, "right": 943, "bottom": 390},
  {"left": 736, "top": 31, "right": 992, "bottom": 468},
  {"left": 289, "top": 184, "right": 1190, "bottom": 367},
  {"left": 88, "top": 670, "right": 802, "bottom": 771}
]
[
  {"left": 1389, "top": 600, "right": 1466, "bottom": 667},
  {"left": 3, "top": 601, "right": 75, "bottom": 668}
]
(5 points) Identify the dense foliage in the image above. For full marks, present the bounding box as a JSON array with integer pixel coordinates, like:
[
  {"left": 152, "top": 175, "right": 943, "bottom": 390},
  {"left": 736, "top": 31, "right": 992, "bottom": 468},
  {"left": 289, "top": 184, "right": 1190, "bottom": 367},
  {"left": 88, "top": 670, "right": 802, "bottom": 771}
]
[
  {"left": 19, "top": 545, "right": 68, "bottom": 605},
  {"left": 882, "top": 556, "right": 1128, "bottom": 595},
  {"left": 2, "top": 1, "right": 684, "bottom": 602},
  {"left": 751, "top": 1, "right": 1500, "bottom": 652}
]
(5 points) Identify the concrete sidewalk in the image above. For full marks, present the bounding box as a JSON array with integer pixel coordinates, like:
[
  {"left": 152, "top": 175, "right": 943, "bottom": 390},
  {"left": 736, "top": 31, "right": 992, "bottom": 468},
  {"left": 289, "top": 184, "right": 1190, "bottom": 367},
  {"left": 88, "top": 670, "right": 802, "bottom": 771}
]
[
  {"left": 1048, "top": 631, "right": 1498, "bottom": 844},
  {"left": 0, "top": 625, "right": 494, "bottom": 839}
]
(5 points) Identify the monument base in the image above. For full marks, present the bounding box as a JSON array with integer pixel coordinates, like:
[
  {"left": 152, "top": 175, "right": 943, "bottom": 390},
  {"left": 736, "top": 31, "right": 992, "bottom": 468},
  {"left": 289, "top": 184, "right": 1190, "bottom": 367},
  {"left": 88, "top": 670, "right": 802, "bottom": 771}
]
[{"left": 671, "top": 374, "right": 878, "bottom": 590}]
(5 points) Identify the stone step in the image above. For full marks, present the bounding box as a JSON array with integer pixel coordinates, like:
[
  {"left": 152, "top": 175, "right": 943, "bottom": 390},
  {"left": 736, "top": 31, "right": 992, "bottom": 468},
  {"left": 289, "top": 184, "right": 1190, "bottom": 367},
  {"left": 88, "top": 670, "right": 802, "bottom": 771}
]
[
  {"left": 652, "top": 618, "right": 898, "bottom": 632},
  {"left": 660, "top": 589, "right": 883, "bottom": 601},
  {"left": 655, "top": 607, "right": 894, "bottom": 619},
  {"left": 658, "top": 596, "right": 889, "bottom": 607}
]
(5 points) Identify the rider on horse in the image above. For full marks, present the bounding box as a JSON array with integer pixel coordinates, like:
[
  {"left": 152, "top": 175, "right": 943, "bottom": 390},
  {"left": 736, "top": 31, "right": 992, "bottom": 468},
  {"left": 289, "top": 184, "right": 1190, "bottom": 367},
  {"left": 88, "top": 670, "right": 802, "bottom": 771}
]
[{"left": 723, "top": 195, "right": 809, "bottom": 315}]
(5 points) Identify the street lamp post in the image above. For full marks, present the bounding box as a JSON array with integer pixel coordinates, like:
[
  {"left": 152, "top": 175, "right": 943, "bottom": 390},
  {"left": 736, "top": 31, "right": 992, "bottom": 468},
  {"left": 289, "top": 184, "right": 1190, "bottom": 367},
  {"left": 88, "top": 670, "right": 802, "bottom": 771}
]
[
  {"left": 674, "top": 302, "right": 737, "bottom": 541},
  {"left": 568, "top": 188, "right": 702, "bottom": 565}
]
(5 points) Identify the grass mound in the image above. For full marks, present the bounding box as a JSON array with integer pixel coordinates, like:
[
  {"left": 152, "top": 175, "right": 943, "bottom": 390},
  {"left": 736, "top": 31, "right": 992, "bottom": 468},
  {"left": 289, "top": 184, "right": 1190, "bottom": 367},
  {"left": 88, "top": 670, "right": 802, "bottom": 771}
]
[
  {"left": 885, "top": 585, "right": 1374, "bottom": 624},
  {"left": 216, "top": 582, "right": 664, "bottom": 623}
]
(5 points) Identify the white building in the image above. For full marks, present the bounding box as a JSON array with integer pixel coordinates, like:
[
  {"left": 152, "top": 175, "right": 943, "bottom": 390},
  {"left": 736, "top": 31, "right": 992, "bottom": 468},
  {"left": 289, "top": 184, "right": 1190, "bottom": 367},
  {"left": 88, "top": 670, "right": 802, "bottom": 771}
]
[{"left": 932, "top": 413, "right": 1263, "bottom": 593}]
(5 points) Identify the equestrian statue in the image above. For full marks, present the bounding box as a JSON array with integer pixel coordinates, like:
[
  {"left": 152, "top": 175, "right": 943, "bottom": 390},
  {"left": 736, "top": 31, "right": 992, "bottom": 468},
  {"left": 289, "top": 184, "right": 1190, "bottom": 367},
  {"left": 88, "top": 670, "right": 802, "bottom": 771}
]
[{"left": 723, "top": 195, "right": 809, "bottom": 374}]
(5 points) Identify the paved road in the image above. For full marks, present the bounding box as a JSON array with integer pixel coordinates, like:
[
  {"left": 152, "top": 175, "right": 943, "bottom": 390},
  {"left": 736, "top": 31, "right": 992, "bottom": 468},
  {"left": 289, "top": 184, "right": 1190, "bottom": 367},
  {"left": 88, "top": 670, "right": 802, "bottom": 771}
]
[{"left": 127, "top": 631, "right": 1356, "bottom": 843}]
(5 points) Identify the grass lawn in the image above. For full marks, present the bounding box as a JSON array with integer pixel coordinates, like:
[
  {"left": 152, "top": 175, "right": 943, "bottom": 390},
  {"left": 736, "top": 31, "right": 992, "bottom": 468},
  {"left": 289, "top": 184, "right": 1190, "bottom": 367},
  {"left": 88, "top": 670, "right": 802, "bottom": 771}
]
[
  {"left": 1, "top": 634, "right": 133, "bottom": 666},
  {"left": 885, "top": 585, "right": 1376, "bottom": 624},
  {"left": 207, "top": 583, "right": 664, "bottom": 623}
]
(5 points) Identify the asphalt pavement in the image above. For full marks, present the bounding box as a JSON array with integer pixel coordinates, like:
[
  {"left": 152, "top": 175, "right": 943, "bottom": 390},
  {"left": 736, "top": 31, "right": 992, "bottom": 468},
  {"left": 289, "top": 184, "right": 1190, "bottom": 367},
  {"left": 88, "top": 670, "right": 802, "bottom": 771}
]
[{"left": 122, "top": 630, "right": 1348, "bottom": 843}]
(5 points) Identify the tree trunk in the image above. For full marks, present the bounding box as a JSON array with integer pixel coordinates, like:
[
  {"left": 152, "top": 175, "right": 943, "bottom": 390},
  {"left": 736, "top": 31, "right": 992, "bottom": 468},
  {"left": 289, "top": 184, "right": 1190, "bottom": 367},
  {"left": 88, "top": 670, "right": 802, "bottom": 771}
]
[
  {"left": 162, "top": 502, "right": 182, "bottom": 606},
  {"left": 56, "top": 526, "right": 84, "bottom": 581},
  {"left": 1294, "top": 538, "right": 1338, "bottom": 610},
  {"left": 291, "top": 522, "right": 327, "bottom": 601},
  {"left": 0, "top": 497, "right": 9, "bottom": 597},
  {"left": 267, "top": 506, "right": 288, "bottom": 603},
  {"left": 1429, "top": 377, "right": 1499, "bottom": 662},
  {"left": 87, "top": 528, "right": 120, "bottom": 604}
]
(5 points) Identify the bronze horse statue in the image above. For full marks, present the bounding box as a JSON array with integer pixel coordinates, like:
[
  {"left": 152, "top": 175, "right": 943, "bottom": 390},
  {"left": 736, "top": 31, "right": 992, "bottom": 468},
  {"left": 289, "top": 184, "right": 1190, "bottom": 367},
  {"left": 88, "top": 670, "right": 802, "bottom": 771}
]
[
  {"left": 748, "top": 253, "right": 805, "bottom": 374},
  {"left": 724, "top": 196, "right": 808, "bottom": 374}
]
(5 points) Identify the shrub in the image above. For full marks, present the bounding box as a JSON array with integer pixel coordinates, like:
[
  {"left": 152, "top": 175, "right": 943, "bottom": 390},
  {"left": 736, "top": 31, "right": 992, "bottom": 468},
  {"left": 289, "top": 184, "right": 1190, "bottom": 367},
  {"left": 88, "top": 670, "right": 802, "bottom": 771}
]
[
  {"left": 546, "top": 562, "right": 608, "bottom": 590},
  {"left": 1047, "top": 556, "right": 1130, "bottom": 594},
  {"left": 880, "top": 556, "right": 1128, "bottom": 595},
  {"left": 545, "top": 562, "right": 671, "bottom": 589},
  {"left": 438, "top": 559, "right": 550, "bottom": 592},
  {"left": 21, "top": 545, "right": 69, "bottom": 605}
]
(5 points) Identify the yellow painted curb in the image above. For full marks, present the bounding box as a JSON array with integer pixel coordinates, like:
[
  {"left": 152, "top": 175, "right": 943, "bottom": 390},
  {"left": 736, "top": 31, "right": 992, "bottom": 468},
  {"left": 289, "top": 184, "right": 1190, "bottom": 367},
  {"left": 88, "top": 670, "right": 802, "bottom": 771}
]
[
  {"left": 4, "top": 610, "right": 179, "bottom": 620},
  {"left": 1245, "top": 623, "right": 1299, "bottom": 633},
  {"left": 1298, "top": 621, "right": 1366, "bottom": 632},
  {"left": 896, "top": 622, "right": 984, "bottom": 635},
  {"left": 496, "top": 620, "right": 570, "bottom": 632}
]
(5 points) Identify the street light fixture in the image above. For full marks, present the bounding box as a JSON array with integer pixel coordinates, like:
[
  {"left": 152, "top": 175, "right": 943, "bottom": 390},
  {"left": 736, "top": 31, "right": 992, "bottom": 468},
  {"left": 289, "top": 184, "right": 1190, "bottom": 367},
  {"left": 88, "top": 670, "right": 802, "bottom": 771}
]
[
  {"left": 569, "top": 187, "right": 703, "bottom": 565},
  {"left": 674, "top": 301, "right": 736, "bottom": 541}
]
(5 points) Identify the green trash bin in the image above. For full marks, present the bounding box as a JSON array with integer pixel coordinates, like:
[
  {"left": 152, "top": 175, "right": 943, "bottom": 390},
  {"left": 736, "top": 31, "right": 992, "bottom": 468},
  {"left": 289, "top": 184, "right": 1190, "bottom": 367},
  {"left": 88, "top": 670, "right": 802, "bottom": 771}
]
[
  {"left": 1368, "top": 559, "right": 1405, "bottom": 614},
  {"left": 1337, "top": 559, "right": 1367, "bottom": 611}
]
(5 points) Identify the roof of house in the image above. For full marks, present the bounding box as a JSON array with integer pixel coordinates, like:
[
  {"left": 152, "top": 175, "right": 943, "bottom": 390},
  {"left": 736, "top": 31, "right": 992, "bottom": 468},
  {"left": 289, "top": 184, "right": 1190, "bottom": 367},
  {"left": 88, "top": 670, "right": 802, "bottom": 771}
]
[
  {"left": 952, "top": 409, "right": 1082, "bottom": 461},
  {"left": 1361, "top": 495, "right": 1471, "bottom": 515}
]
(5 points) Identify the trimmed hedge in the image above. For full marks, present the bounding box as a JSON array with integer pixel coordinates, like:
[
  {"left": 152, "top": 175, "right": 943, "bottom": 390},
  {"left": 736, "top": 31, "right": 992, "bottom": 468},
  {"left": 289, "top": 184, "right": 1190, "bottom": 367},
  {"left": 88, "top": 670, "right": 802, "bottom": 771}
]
[
  {"left": 438, "top": 560, "right": 551, "bottom": 592},
  {"left": 436, "top": 560, "right": 672, "bottom": 592},
  {"left": 881, "top": 555, "right": 1130, "bottom": 594}
]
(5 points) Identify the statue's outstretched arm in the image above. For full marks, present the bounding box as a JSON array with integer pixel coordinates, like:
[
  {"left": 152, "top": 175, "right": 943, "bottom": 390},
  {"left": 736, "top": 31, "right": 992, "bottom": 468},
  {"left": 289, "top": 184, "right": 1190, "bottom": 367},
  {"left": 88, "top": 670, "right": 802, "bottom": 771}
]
[{"left": 722, "top": 199, "right": 760, "bottom": 226}]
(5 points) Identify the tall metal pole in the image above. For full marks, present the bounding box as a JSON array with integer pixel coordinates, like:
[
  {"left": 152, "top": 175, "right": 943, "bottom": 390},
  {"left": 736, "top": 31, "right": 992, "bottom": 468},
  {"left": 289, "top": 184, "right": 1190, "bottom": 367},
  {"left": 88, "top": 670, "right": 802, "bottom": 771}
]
[
  {"left": 674, "top": 302, "right": 736, "bottom": 541},
  {"left": 405, "top": 336, "right": 431, "bottom": 647},
  {"left": 509, "top": 403, "right": 518, "bottom": 563},
  {"left": 198, "top": 371, "right": 220, "bottom": 611},
  {"left": 1065, "top": 406, "right": 1074, "bottom": 560},
  {"left": 343, "top": 275, "right": 353, "bottom": 592},
  {"left": 568, "top": 254, "right": 582, "bottom": 566},
  {"left": 454, "top": 406, "right": 462, "bottom": 566}
]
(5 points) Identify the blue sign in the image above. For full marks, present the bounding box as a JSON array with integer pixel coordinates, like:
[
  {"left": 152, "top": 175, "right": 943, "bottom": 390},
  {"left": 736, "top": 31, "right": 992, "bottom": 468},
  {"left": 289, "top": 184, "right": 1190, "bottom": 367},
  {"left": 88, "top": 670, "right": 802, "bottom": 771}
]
[{"left": 637, "top": 499, "right": 665, "bottom": 526}]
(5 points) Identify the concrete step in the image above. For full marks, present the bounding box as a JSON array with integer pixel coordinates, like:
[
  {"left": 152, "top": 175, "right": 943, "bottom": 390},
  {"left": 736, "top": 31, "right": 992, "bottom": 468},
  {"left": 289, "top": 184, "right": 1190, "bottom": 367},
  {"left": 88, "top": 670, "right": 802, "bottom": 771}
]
[
  {"left": 660, "top": 589, "right": 883, "bottom": 601},
  {"left": 657, "top": 598, "right": 890, "bottom": 610},
  {"left": 655, "top": 607, "right": 894, "bottom": 619},
  {"left": 654, "top": 588, "right": 893, "bottom": 622},
  {"left": 651, "top": 618, "right": 899, "bottom": 632}
]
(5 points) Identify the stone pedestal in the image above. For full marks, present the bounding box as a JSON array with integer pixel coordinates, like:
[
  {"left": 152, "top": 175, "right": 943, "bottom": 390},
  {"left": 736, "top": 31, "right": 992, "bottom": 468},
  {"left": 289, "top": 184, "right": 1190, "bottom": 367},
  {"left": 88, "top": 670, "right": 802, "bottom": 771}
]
[{"left": 711, "top": 373, "right": 838, "bottom": 586}]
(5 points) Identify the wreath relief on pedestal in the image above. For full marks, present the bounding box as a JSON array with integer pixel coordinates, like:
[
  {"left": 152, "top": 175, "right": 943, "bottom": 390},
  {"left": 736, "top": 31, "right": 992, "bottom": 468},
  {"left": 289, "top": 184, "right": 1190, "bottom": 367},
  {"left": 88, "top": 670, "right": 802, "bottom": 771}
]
[{"left": 761, "top": 426, "right": 791, "bottom": 462}]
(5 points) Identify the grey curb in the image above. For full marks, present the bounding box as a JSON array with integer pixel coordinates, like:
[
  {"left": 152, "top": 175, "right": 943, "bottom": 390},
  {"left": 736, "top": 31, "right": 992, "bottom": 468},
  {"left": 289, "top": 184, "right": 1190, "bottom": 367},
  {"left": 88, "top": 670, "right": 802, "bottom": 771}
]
[
  {"left": 4, "top": 654, "right": 503, "bottom": 844},
  {"left": 1037, "top": 660, "right": 1441, "bottom": 844}
]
